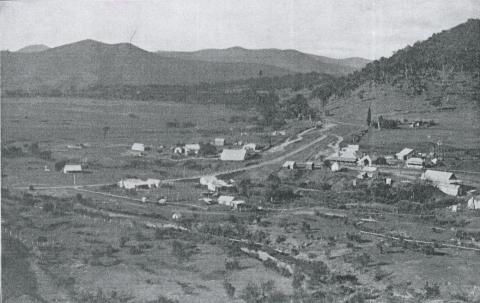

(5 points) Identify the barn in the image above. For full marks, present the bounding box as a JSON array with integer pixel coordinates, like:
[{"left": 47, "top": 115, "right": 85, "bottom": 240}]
[
  {"left": 131, "top": 143, "right": 145, "bottom": 152},
  {"left": 220, "top": 149, "right": 247, "bottom": 161},
  {"left": 63, "top": 164, "right": 82, "bottom": 174}
]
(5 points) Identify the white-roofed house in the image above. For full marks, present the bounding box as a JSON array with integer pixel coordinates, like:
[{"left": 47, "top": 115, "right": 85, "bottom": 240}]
[
  {"left": 243, "top": 143, "right": 257, "bottom": 152},
  {"left": 220, "top": 149, "right": 247, "bottom": 161},
  {"left": 218, "top": 195, "right": 236, "bottom": 206},
  {"left": 395, "top": 148, "right": 414, "bottom": 161},
  {"left": 421, "top": 170, "right": 457, "bottom": 184},
  {"left": 63, "top": 164, "right": 82, "bottom": 174},
  {"left": 357, "top": 155, "right": 372, "bottom": 167}
]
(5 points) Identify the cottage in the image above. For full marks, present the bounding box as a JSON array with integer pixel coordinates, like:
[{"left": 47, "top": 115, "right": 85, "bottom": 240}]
[
  {"left": 467, "top": 195, "right": 480, "bottom": 210},
  {"left": 173, "top": 146, "right": 184, "bottom": 154},
  {"left": 395, "top": 148, "right": 414, "bottom": 160},
  {"left": 282, "top": 161, "right": 296, "bottom": 170},
  {"left": 200, "top": 175, "right": 232, "bottom": 191},
  {"left": 243, "top": 143, "right": 257, "bottom": 152},
  {"left": 131, "top": 143, "right": 145, "bottom": 152},
  {"left": 421, "top": 170, "right": 457, "bottom": 184},
  {"left": 172, "top": 212, "right": 182, "bottom": 220},
  {"left": 305, "top": 161, "right": 314, "bottom": 170},
  {"left": 184, "top": 144, "right": 201, "bottom": 155},
  {"left": 406, "top": 157, "right": 424, "bottom": 169},
  {"left": 218, "top": 195, "right": 236, "bottom": 206},
  {"left": 118, "top": 178, "right": 160, "bottom": 190},
  {"left": 214, "top": 138, "right": 225, "bottom": 146},
  {"left": 331, "top": 162, "right": 340, "bottom": 172},
  {"left": 220, "top": 149, "right": 247, "bottom": 161},
  {"left": 63, "top": 164, "right": 82, "bottom": 174},
  {"left": 357, "top": 155, "right": 372, "bottom": 167}
]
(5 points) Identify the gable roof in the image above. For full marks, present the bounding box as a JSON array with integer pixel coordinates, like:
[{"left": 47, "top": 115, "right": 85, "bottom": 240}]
[
  {"left": 185, "top": 144, "right": 201, "bottom": 150},
  {"left": 63, "top": 164, "right": 82, "bottom": 172},
  {"left": 131, "top": 143, "right": 145, "bottom": 151},
  {"left": 220, "top": 149, "right": 247, "bottom": 161},
  {"left": 422, "top": 170, "right": 456, "bottom": 183},
  {"left": 396, "top": 148, "right": 414, "bottom": 158},
  {"left": 406, "top": 157, "right": 424, "bottom": 165}
]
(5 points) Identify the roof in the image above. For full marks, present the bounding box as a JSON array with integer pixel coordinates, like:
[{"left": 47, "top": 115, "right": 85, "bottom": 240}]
[
  {"left": 282, "top": 161, "right": 296, "bottom": 168},
  {"left": 406, "top": 157, "right": 424, "bottom": 165},
  {"left": 131, "top": 143, "right": 145, "bottom": 151},
  {"left": 63, "top": 164, "right": 82, "bottom": 171},
  {"left": 243, "top": 143, "right": 257, "bottom": 150},
  {"left": 220, "top": 149, "right": 247, "bottom": 161},
  {"left": 185, "top": 144, "right": 201, "bottom": 150},
  {"left": 218, "top": 195, "right": 235, "bottom": 204},
  {"left": 396, "top": 148, "right": 414, "bottom": 158},
  {"left": 422, "top": 170, "right": 456, "bottom": 183},
  {"left": 326, "top": 156, "right": 357, "bottom": 163}
]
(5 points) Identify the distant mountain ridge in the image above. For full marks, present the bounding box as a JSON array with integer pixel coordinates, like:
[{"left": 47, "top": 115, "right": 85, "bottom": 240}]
[
  {"left": 1, "top": 40, "right": 368, "bottom": 93},
  {"left": 157, "top": 47, "right": 370, "bottom": 75},
  {"left": 16, "top": 44, "right": 50, "bottom": 53}
]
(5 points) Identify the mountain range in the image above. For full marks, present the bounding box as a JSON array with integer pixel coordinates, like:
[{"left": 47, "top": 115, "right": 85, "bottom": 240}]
[{"left": 1, "top": 40, "right": 368, "bottom": 92}]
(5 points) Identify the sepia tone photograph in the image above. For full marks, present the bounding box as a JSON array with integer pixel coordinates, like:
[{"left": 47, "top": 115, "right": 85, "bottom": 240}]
[{"left": 1, "top": 0, "right": 479, "bottom": 302}]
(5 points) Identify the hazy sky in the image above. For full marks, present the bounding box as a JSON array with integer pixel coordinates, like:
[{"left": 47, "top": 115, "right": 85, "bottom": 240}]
[{"left": 1, "top": 0, "right": 479, "bottom": 59}]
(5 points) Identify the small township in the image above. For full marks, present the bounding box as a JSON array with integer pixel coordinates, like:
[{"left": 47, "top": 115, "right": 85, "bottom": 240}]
[{"left": 1, "top": 19, "right": 480, "bottom": 303}]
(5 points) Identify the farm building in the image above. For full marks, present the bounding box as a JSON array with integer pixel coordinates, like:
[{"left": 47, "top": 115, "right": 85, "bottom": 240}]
[
  {"left": 220, "top": 149, "right": 247, "bottom": 161},
  {"left": 214, "top": 138, "right": 225, "bottom": 146},
  {"left": 327, "top": 144, "right": 358, "bottom": 164},
  {"left": 357, "top": 166, "right": 378, "bottom": 179},
  {"left": 184, "top": 144, "right": 201, "bottom": 155},
  {"left": 395, "top": 148, "right": 414, "bottom": 160},
  {"left": 468, "top": 195, "right": 480, "bottom": 210},
  {"left": 406, "top": 157, "right": 424, "bottom": 169},
  {"left": 131, "top": 143, "right": 145, "bottom": 152},
  {"left": 172, "top": 212, "right": 182, "bottom": 220},
  {"left": 305, "top": 161, "right": 314, "bottom": 170},
  {"left": 282, "top": 161, "right": 296, "bottom": 170},
  {"left": 421, "top": 170, "right": 457, "bottom": 184},
  {"left": 63, "top": 164, "right": 82, "bottom": 174},
  {"left": 218, "top": 195, "right": 235, "bottom": 206}
]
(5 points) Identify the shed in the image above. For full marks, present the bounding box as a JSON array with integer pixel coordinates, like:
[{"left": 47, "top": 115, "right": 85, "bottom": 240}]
[
  {"left": 118, "top": 178, "right": 150, "bottom": 190},
  {"left": 214, "top": 138, "right": 225, "bottom": 146},
  {"left": 395, "top": 148, "right": 414, "bottom": 160},
  {"left": 467, "top": 195, "right": 480, "bottom": 210},
  {"left": 220, "top": 149, "right": 247, "bottom": 161},
  {"left": 282, "top": 161, "right": 296, "bottom": 170},
  {"left": 173, "top": 146, "right": 184, "bottom": 154},
  {"left": 172, "top": 212, "right": 182, "bottom": 220},
  {"left": 63, "top": 164, "right": 82, "bottom": 174},
  {"left": 131, "top": 143, "right": 145, "bottom": 152},
  {"left": 421, "top": 170, "right": 457, "bottom": 184},
  {"left": 406, "top": 157, "right": 424, "bottom": 169}
]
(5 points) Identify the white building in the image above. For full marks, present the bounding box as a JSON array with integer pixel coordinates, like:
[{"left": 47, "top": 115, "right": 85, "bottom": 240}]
[
  {"left": 331, "top": 162, "right": 340, "bottom": 172},
  {"left": 131, "top": 143, "right": 145, "bottom": 152},
  {"left": 395, "top": 148, "right": 414, "bottom": 160},
  {"left": 63, "top": 164, "right": 82, "bottom": 174},
  {"left": 199, "top": 175, "right": 232, "bottom": 191},
  {"left": 220, "top": 149, "right": 247, "bottom": 161},
  {"left": 406, "top": 157, "right": 424, "bottom": 169},
  {"left": 421, "top": 170, "right": 457, "bottom": 184},
  {"left": 184, "top": 144, "right": 201, "bottom": 155},
  {"left": 118, "top": 178, "right": 160, "bottom": 190},
  {"left": 214, "top": 138, "right": 225, "bottom": 146},
  {"left": 468, "top": 195, "right": 480, "bottom": 210},
  {"left": 243, "top": 143, "right": 257, "bottom": 152}
]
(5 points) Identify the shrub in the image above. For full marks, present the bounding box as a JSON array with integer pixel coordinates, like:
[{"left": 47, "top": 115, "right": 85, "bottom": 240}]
[
  {"left": 55, "top": 160, "right": 68, "bottom": 171},
  {"left": 42, "top": 201, "right": 55, "bottom": 212},
  {"left": 276, "top": 235, "right": 287, "bottom": 243},
  {"left": 424, "top": 281, "right": 440, "bottom": 298},
  {"left": 225, "top": 259, "right": 241, "bottom": 271},
  {"left": 223, "top": 280, "right": 235, "bottom": 298},
  {"left": 119, "top": 236, "right": 129, "bottom": 248},
  {"left": 129, "top": 245, "right": 144, "bottom": 255}
]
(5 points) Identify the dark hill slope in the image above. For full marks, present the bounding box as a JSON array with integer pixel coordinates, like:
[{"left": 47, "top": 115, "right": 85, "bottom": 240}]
[
  {"left": 1, "top": 40, "right": 293, "bottom": 91},
  {"left": 157, "top": 47, "right": 369, "bottom": 75}
]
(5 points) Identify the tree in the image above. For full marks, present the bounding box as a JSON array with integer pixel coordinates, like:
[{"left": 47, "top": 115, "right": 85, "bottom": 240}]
[
  {"left": 224, "top": 280, "right": 235, "bottom": 298},
  {"left": 102, "top": 126, "right": 110, "bottom": 140},
  {"left": 367, "top": 107, "right": 372, "bottom": 126}
]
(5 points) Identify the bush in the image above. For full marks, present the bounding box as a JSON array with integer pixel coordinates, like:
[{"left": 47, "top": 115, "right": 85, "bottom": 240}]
[
  {"left": 42, "top": 201, "right": 55, "bottom": 212},
  {"left": 223, "top": 280, "right": 235, "bottom": 298},
  {"left": 225, "top": 259, "right": 241, "bottom": 271},
  {"left": 55, "top": 159, "right": 68, "bottom": 171},
  {"left": 276, "top": 235, "right": 287, "bottom": 243},
  {"left": 424, "top": 281, "right": 440, "bottom": 298}
]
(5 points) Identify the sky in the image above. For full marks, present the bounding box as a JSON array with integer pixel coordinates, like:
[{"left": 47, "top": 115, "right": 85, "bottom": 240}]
[{"left": 0, "top": 0, "right": 479, "bottom": 59}]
